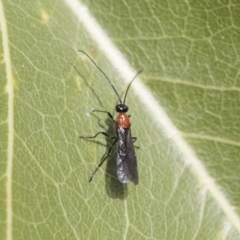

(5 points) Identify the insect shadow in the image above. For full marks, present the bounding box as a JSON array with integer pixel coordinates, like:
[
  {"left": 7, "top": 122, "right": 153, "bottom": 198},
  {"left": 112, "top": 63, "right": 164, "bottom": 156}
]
[
  {"left": 73, "top": 64, "right": 127, "bottom": 199},
  {"left": 83, "top": 107, "right": 127, "bottom": 199},
  {"left": 99, "top": 106, "right": 128, "bottom": 199},
  {"left": 78, "top": 51, "right": 141, "bottom": 198}
]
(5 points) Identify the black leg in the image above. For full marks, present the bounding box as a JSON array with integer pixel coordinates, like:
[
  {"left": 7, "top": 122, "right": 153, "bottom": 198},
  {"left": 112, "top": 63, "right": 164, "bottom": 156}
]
[
  {"left": 79, "top": 131, "right": 116, "bottom": 139},
  {"left": 132, "top": 137, "right": 137, "bottom": 143},
  {"left": 89, "top": 138, "right": 118, "bottom": 182}
]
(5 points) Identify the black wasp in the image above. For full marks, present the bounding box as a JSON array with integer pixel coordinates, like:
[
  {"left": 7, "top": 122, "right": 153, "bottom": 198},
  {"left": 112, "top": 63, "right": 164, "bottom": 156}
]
[{"left": 79, "top": 50, "right": 141, "bottom": 185}]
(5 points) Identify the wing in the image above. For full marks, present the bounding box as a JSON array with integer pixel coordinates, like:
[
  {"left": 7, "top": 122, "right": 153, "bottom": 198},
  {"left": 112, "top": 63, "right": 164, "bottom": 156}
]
[{"left": 116, "top": 126, "right": 139, "bottom": 185}]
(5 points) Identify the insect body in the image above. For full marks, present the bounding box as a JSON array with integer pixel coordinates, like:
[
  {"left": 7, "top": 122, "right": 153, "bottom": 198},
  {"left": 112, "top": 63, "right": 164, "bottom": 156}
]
[
  {"left": 115, "top": 112, "right": 138, "bottom": 184},
  {"left": 79, "top": 50, "right": 141, "bottom": 185}
]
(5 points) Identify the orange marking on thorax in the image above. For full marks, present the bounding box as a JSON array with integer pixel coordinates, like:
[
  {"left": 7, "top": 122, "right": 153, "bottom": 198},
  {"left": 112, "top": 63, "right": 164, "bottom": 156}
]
[{"left": 115, "top": 113, "right": 130, "bottom": 129}]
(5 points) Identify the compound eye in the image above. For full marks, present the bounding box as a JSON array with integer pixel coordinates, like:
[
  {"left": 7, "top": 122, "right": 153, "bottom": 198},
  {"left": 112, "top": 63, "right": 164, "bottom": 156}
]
[{"left": 116, "top": 104, "right": 128, "bottom": 112}]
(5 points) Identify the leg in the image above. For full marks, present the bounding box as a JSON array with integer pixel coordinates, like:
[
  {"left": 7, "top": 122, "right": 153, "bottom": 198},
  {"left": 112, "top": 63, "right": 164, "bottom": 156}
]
[
  {"left": 132, "top": 137, "right": 137, "bottom": 143},
  {"left": 80, "top": 131, "right": 116, "bottom": 139},
  {"left": 132, "top": 137, "right": 140, "bottom": 149},
  {"left": 92, "top": 109, "right": 114, "bottom": 122},
  {"left": 89, "top": 138, "right": 118, "bottom": 182}
]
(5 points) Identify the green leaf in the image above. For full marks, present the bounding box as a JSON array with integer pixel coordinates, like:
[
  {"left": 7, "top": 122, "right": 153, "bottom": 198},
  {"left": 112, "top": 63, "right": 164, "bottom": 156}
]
[{"left": 1, "top": 0, "right": 240, "bottom": 239}]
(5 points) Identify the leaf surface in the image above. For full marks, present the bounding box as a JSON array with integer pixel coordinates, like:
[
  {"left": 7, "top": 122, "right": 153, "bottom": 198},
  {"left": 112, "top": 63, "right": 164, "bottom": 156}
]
[{"left": 1, "top": 0, "right": 240, "bottom": 239}]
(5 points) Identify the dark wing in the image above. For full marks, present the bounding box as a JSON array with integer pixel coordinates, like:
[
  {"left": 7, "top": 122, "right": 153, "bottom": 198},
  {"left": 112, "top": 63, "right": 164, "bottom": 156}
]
[{"left": 116, "top": 126, "right": 139, "bottom": 185}]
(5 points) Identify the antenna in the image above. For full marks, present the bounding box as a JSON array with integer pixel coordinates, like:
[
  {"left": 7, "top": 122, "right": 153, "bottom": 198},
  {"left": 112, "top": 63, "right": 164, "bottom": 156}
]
[
  {"left": 78, "top": 50, "right": 122, "bottom": 103},
  {"left": 123, "top": 69, "right": 142, "bottom": 104}
]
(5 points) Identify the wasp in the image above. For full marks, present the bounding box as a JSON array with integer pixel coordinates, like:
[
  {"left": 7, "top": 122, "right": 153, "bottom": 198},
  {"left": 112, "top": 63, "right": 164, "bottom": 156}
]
[{"left": 79, "top": 50, "right": 141, "bottom": 185}]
